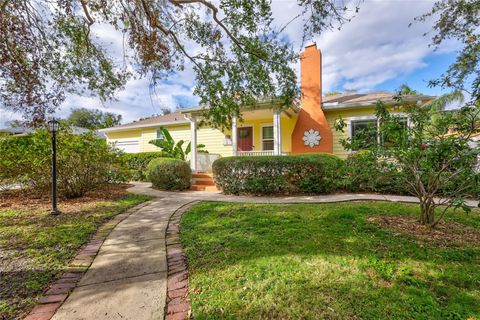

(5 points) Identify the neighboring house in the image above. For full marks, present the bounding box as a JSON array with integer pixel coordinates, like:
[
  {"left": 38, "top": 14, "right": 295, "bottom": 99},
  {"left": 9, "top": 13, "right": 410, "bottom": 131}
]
[
  {"left": 101, "top": 44, "right": 435, "bottom": 172},
  {"left": 0, "top": 127, "right": 34, "bottom": 136}
]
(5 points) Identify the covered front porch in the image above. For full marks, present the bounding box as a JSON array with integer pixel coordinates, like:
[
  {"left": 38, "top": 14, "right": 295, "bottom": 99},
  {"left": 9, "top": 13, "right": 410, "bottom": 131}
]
[{"left": 184, "top": 105, "right": 299, "bottom": 172}]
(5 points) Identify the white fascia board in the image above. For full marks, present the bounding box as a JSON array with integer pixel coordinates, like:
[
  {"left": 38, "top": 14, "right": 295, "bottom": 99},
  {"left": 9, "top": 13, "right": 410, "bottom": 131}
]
[
  {"left": 322, "top": 96, "right": 436, "bottom": 111},
  {"left": 99, "top": 120, "right": 190, "bottom": 133}
]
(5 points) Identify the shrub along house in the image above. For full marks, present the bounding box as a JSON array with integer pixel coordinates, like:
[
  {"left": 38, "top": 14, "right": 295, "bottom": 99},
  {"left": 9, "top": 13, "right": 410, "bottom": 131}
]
[{"left": 101, "top": 44, "right": 434, "bottom": 175}]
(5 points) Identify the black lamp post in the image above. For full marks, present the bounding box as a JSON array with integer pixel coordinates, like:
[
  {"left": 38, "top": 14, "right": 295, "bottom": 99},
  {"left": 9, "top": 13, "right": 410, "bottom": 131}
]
[{"left": 47, "top": 118, "right": 60, "bottom": 216}]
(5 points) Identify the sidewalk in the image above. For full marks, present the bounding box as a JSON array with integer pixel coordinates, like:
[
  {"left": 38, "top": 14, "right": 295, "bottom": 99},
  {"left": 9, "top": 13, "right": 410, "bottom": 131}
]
[{"left": 128, "top": 182, "right": 479, "bottom": 207}]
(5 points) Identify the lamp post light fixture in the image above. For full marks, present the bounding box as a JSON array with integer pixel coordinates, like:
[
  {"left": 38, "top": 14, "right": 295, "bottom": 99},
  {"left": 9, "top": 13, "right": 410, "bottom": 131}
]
[{"left": 47, "top": 118, "right": 60, "bottom": 216}]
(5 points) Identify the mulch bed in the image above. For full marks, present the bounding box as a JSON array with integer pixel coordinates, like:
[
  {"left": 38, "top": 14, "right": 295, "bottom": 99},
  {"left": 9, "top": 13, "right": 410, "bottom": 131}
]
[
  {"left": 368, "top": 215, "right": 480, "bottom": 247},
  {"left": 0, "top": 183, "right": 133, "bottom": 210}
]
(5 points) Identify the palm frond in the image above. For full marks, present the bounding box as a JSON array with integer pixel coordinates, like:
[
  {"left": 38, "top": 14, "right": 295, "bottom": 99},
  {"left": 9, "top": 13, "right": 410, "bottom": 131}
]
[{"left": 429, "top": 91, "right": 465, "bottom": 112}]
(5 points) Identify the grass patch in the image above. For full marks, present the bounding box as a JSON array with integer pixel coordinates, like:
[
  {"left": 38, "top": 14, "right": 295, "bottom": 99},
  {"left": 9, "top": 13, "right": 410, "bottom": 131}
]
[
  {"left": 181, "top": 201, "right": 480, "bottom": 319},
  {"left": 0, "top": 184, "right": 152, "bottom": 320}
]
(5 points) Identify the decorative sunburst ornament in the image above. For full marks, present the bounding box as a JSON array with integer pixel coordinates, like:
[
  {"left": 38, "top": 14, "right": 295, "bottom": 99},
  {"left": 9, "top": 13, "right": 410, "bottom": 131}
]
[{"left": 303, "top": 129, "right": 321, "bottom": 147}]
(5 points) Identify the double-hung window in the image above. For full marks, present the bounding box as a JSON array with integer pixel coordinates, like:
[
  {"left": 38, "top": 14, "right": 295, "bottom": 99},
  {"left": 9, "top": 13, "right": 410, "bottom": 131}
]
[
  {"left": 350, "top": 116, "right": 408, "bottom": 150},
  {"left": 350, "top": 119, "right": 378, "bottom": 150},
  {"left": 262, "top": 126, "right": 274, "bottom": 151}
]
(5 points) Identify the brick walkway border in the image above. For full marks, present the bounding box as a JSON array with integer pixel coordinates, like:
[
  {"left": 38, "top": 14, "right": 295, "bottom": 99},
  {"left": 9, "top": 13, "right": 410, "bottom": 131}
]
[
  {"left": 164, "top": 201, "right": 200, "bottom": 320},
  {"left": 23, "top": 201, "right": 152, "bottom": 320}
]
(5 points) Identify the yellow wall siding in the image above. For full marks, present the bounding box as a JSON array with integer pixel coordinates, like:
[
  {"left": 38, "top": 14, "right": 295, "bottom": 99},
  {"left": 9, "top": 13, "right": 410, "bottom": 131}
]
[
  {"left": 106, "top": 130, "right": 141, "bottom": 141},
  {"left": 106, "top": 125, "right": 233, "bottom": 156},
  {"left": 281, "top": 114, "right": 297, "bottom": 153},
  {"left": 105, "top": 130, "right": 142, "bottom": 153},
  {"left": 104, "top": 111, "right": 307, "bottom": 157},
  {"left": 139, "top": 128, "right": 158, "bottom": 152},
  {"left": 142, "top": 125, "right": 231, "bottom": 156},
  {"left": 196, "top": 127, "right": 233, "bottom": 157},
  {"left": 238, "top": 114, "right": 297, "bottom": 153},
  {"left": 140, "top": 125, "right": 191, "bottom": 152}
]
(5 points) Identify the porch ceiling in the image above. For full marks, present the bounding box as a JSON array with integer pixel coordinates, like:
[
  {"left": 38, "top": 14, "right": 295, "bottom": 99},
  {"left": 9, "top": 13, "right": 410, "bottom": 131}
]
[
  {"left": 241, "top": 109, "right": 275, "bottom": 120},
  {"left": 182, "top": 100, "right": 300, "bottom": 119},
  {"left": 241, "top": 107, "right": 298, "bottom": 121}
]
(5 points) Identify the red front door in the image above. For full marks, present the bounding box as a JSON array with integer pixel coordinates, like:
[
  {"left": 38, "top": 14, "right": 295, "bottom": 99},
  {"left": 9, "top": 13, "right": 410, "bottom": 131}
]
[{"left": 237, "top": 127, "right": 253, "bottom": 151}]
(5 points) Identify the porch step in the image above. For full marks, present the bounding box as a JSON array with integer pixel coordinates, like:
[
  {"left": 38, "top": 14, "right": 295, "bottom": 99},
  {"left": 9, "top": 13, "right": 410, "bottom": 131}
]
[
  {"left": 190, "top": 185, "right": 219, "bottom": 192},
  {"left": 193, "top": 178, "right": 215, "bottom": 186},
  {"left": 191, "top": 173, "right": 219, "bottom": 192},
  {"left": 192, "top": 173, "right": 213, "bottom": 179}
]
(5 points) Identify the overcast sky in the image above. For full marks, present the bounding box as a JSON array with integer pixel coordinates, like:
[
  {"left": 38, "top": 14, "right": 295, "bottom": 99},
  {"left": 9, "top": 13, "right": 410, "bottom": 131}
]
[{"left": 1, "top": 0, "right": 459, "bottom": 126}]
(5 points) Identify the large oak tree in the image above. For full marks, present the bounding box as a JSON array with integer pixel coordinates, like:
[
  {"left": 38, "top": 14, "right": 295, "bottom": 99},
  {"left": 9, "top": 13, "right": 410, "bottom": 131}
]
[{"left": 0, "top": 0, "right": 356, "bottom": 127}]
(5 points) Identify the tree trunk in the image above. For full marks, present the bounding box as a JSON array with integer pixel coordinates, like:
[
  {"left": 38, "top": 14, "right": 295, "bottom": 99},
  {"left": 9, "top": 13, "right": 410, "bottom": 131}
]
[{"left": 419, "top": 198, "right": 435, "bottom": 225}]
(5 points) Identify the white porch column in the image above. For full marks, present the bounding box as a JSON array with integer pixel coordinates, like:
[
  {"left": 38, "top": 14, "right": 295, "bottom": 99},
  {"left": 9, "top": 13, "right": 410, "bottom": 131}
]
[
  {"left": 232, "top": 116, "right": 238, "bottom": 156},
  {"left": 189, "top": 115, "right": 198, "bottom": 172},
  {"left": 273, "top": 110, "right": 282, "bottom": 155}
]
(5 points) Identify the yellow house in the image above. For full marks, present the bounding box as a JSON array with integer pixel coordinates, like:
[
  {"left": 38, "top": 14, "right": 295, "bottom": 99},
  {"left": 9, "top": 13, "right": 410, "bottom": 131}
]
[{"left": 101, "top": 44, "right": 434, "bottom": 172}]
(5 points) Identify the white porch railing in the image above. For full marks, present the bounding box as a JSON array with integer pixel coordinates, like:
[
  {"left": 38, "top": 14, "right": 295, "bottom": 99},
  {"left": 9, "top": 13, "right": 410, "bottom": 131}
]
[{"left": 238, "top": 150, "right": 274, "bottom": 156}]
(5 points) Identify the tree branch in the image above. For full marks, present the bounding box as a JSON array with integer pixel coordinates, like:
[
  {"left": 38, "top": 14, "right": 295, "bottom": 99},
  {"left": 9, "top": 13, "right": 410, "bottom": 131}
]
[
  {"left": 169, "top": 0, "right": 278, "bottom": 64},
  {"left": 139, "top": 0, "right": 207, "bottom": 79},
  {"left": 80, "top": 0, "right": 95, "bottom": 26}
]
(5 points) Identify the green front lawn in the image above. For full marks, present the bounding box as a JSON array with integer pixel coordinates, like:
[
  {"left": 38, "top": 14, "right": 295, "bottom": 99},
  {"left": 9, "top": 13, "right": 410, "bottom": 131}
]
[
  {"left": 0, "top": 185, "right": 152, "bottom": 320},
  {"left": 181, "top": 202, "right": 480, "bottom": 320}
]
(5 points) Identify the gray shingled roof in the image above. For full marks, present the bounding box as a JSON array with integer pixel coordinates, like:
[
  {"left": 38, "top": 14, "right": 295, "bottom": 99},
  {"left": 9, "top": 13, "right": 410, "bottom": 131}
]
[
  {"left": 322, "top": 92, "right": 435, "bottom": 110},
  {"left": 101, "top": 92, "right": 436, "bottom": 132},
  {"left": 100, "top": 111, "right": 189, "bottom": 132}
]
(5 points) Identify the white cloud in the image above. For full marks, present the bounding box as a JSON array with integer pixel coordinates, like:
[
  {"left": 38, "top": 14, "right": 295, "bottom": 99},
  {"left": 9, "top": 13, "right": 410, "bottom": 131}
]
[
  {"left": 272, "top": 0, "right": 457, "bottom": 93},
  {"left": 318, "top": 0, "right": 441, "bottom": 91}
]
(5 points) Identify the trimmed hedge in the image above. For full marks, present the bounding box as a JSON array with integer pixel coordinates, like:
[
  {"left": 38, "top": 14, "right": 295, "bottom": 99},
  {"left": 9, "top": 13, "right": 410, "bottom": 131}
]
[
  {"left": 120, "top": 151, "right": 170, "bottom": 181},
  {"left": 343, "top": 151, "right": 411, "bottom": 195},
  {"left": 212, "top": 154, "right": 345, "bottom": 195},
  {"left": 146, "top": 158, "right": 191, "bottom": 191}
]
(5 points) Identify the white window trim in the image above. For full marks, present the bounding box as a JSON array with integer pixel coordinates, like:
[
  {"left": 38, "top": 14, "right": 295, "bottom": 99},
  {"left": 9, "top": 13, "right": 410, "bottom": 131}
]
[
  {"left": 261, "top": 123, "right": 274, "bottom": 151},
  {"left": 346, "top": 113, "right": 409, "bottom": 153}
]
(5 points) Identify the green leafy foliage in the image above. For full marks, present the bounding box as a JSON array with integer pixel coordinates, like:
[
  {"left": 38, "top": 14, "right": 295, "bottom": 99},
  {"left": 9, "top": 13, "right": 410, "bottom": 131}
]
[
  {"left": 146, "top": 158, "right": 191, "bottom": 191},
  {"left": 149, "top": 127, "right": 206, "bottom": 160},
  {"left": 415, "top": 0, "right": 480, "bottom": 103},
  {"left": 0, "top": 127, "right": 125, "bottom": 198},
  {"left": 119, "top": 151, "right": 171, "bottom": 181},
  {"left": 343, "top": 150, "right": 411, "bottom": 195},
  {"left": 335, "top": 94, "right": 480, "bottom": 226},
  {"left": 66, "top": 107, "right": 122, "bottom": 129},
  {"left": 212, "top": 154, "right": 344, "bottom": 195},
  {"left": 0, "top": 1, "right": 355, "bottom": 127}
]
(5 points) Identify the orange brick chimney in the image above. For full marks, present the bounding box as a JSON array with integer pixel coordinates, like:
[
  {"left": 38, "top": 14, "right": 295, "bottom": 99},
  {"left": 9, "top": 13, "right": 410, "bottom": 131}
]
[{"left": 291, "top": 44, "right": 333, "bottom": 154}]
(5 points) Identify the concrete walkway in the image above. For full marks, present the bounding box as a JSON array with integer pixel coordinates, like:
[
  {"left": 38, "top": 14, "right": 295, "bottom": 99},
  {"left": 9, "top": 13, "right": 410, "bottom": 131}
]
[
  {"left": 128, "top": 182, "right": 479, "bottom": 207},
  {"left": 52, "top": 182, "right": 478, "bottom": 320},
  {"left": 51, "top": 198, "right": 195, "bottom": 320}
]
